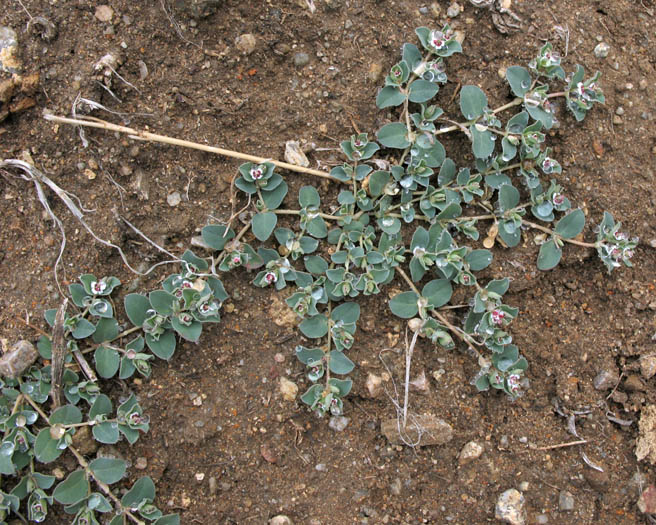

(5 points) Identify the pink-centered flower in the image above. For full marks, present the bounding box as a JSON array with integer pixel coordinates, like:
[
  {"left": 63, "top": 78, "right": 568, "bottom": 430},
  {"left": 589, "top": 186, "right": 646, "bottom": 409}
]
[
  {"left": 265, "top": 271, "right": 277, "bottom": 284},
  {"left": 90, "top": 280, "right": 107, "bottom": 294},
  {"left": 491, "top": 309, "right": 505, "bottom": 325},
  {"left": 552, "top": 193, "right": 565, "bottom": 206},
  {"left": 250, "top": 166, "right": 264, "bottom": 180}
]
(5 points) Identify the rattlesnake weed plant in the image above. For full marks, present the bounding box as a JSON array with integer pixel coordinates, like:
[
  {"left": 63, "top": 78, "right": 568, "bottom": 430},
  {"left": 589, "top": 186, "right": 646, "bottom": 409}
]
[{"left": 0, "top": 28, "right": 636, "bottom": 524}]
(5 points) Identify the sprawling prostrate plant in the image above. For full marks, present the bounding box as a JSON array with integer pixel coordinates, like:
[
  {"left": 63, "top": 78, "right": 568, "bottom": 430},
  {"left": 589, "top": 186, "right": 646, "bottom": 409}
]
[
  {"left": 0, "top": 258, "right": 229, "bottom": 524},
  {"left": 0, "top": 27, "right": 638, "bottom": 524}
]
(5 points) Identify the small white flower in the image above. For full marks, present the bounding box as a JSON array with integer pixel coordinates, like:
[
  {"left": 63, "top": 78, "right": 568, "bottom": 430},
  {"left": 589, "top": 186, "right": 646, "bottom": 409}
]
[{"left": 90, "top": 280, "right": 107, "bottom": 294}]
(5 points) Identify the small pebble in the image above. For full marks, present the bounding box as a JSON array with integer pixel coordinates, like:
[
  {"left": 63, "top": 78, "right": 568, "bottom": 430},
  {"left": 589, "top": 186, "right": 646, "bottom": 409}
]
[
  {"left": 293, "top": 52, "right": 310, "bottom": 67},
  {"left": 458, "top": 441, "right": 483, "bottom": 465},
  {"left": 329, "top": 416, "right": 350, "bottom": 432},
  {"left": 390, "top": 477, "right": 402, "bottom": 496},
  {"left": 639, "top": 79, "right": 648, "bottom": 90},
  {"left": 195, "top": 472, "right": 205, "bottom": 482},
  {"left": 495, "top": 488, "right": 526, "bottom": 525},
  {"left": 593, "top": 42, "right": 610, "bottom": 58},
  {"left": 593, "top": 369, "right": 618, "bottom": 390},
  {"left": 315, "top": 463, "right": 327, "bottom": 472},
  {"left": 235, "top": 33, "right": 256, "bottom": 55},
  {"left": 536, "top": 515, "right": 549, "bottom": 524},
  {"left": 134, "top": 457, "right": 148, "bottom": 470},
  {"left": 167, "top": 191, "right": 182, "bottom": 207},
  {"left": 0, "top": 26, "right": 21, "bottom": 73},
  {"left": 558, "top": 490, "right": 574, "bottom": 511},
  {"left": 615, "top": 106, "right": 625, "bottom": 116},
  {"left": 446, "top": 3, "right": 462, "bottom": 17},
  {"left": 208, "top": 476, "right": 217, "bottom": 495},
  {"left": 269, "top": 516, "right": 293, "bottom": 525},
  {"left": 518, "top": 481, "right": 529, "bottom": 492},
  {"left": 612, "top": 115, "right": 622, "bottom": 125},
  {"left": 95, "top": 5, "right": 114, "bottom": 22}
]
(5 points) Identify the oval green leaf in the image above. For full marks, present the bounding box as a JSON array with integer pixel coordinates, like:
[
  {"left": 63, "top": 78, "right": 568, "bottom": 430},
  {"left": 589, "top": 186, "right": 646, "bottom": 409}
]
[
  {"left": 377, "top": 122, "right": 411, "bottom": 149},
  {"left": 460, "top": 85, "right": 488, "bottom": 120},
  {"left": 389, "top": 291, "right": 419, "bottom": 319},
  {"left": 554, "top": 208, "right": 585, "bottom": 239},
  {"left": 252, "top": 212, "right": 277, "bottom": 241},
  {"left": 408, "top": 79, "right": 439, "bottom": 103},
  {"left": 537, "top": 239, "right": 562, "bottom": 270},
  {"left": 89, "top": 458, "right": 127, "bottom": 485},
  {"left": 53, "top": 469, "right": 89, "bottom": 505}
]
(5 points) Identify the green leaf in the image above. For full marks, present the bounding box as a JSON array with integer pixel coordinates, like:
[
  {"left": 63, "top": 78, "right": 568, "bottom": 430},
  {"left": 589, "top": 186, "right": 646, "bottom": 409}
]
[
  {"left": 300, "top": 384, "right": 323, "bottom": 405},
  {"left": 329, "top": 351, "right": 355, "bottom": 375},
  {"left": 181, "top": 249, "right": 208, "bottom": 272},
  {"left": 93, "top": 422, "right": 120, "bottom": 445},
  {"left": 304, "top": 255, "right": 328, "bottom": 275},
  {"left": 53, "top": 470, "right": 89, "bottom": 505},
  {"left": 71, "top": 318, "right": 96, "bottom": 339},
  {"left": 87, "top": 492, "right": 113, "bottom": 512},
  {"left": 498, "top": 184, "right": 519, "bottom": 212},
  {"left": 50, "top": 405, "right": 82, "bottom": 425},
  {"left": 92, "top": 317, "right": 119, "bottom": 343},
  {"left": 252, "top": 212, "right": 277, "bottom": 241},
  {"left": 389, "top": 291, "right": 419, "bottom": 318},
  {"left": 506, "top": 66, "right": 532, "bottom": 97},
  {"left": 435, "top": 202, "right": 462, "bottom": 220},
  {"left": 170, "top": 318, "right": 202, "bottom": 342},
  {"left": 465, "top": 249, "right": 493, "bottom": 271},
  {"left": 295, "top": 346, "right": 325, "bottom": 365},
  {"left": 121, "top": 477, "right": 156, "bottom": 508},
  {"left": 201, "top": 224, "right": 235, "bottom": 251},
  {"left": 89, "top": 458, "right": 127, "bottom": 485},
  {"left": 369, "top": 170, "right": 390, "bottom": 197},
  {"left": 299, "top": 186, "right": 321, "bottom": 208},
  {"left": 90, "top": 394, "right": 113, "bottom": 419},
  {"left": 34, "top": 428, "right": 64, "bottom": 463},
  {"left": 422, "top": 279, "right": 452, "bottom": 308},
  {"left": 331, "top": 302, "right": 360, "bottom": 323},
  {"left": 498, "top": 220, "right": 522, "bottom": 247},
  {"left": 329, "top": 378, "right": 352, "bottom": 397},
  {"left": 408, "top": 79, "right": 439, "bottom": 103},
  {"left": 377, "top": 122, "right": 411, "bottom": 149},
  {"left": 537, "top": 239, "right": 562, "bottom": 270},
  {"left": 124, "top": 294, "right": 151, "bottom": 327},
  {"left": 402, "top": 42, "right": 422, "bottom": 69},
  {"left": 69, "top": 283, "right": 89, "bottom": 308},
  {"left": 471, "top": 126, "right": 495, "bottom": 159},
  {"left": 486, "top": 279, "right": 510, "bottom": 296},
  {"left": 261, "top": 181, "right": 288, "bottom": 210},
  {"left": 307, "top": 217, "right": 327, "bottom": 238},
  {"left": 376, "top": 86, "right": 406, "bottom": 108},
  {"left": 554, "top": 209, "right": 585, "bottom": 239},
  {"left": 37, "top": 335, "right": 52, "bottom": 359},
  {"left": 94, "top": 347, "right": 120, "bottom": 378},
  {"left": 299, "top": 236, "right": 319, "bottom": 254},
  {"left": 460, "top": 85, "right": 488, "bottom": 120},
  {"left": 299, "top": 315, "right": 329, "bottom": 338},
  {"left": 149, "top": 290, "right": 177, "bottom": 315},
  {"left": 145, "top": 331, "right": 176, "bottom": 360},
  {"left": 154, "top": 515, "right": 181, "bottom": 525}
]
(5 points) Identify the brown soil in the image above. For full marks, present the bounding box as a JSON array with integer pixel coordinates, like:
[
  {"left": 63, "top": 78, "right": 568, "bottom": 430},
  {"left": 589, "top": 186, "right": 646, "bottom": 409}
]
[{"left": 1, "top": 0, "right": 656, "bottom": 523}]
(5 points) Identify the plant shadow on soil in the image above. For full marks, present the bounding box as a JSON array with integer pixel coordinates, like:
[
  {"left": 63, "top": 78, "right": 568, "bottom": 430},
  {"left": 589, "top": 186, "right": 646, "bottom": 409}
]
[{"left": 1, "top": 0, "right": 656, "bottom": 523}]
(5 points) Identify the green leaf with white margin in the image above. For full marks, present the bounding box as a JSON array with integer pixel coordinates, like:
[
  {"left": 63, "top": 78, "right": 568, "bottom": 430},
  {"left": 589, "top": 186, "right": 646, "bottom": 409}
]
[
  {"left": 329, "top": 378, "right": 352, "bottom": 397},
  {"left": 93, "top": 422, "right": 120, "bottom": 445},
  {"left": 201, "top": 224, "right": 235, "bottom": 251},
  {"left": 181, "top": 249, "right": 209, "bottom": 272},
  {"left": 145, "top": 330, "right": 176, "bottom": 360},
  {"left": 252, "top": 212, "right": 277, "bottom": 241},
  {"left": 460, "top": 85, "right": 488, "bottom": 120},
  {"left": 94, "top": 346, "right": 120, "bottom": 378},
  {"left": 87, "top": 492, "right": 113, "bottom": 513},
  {"left": 465, "top": 249, "right": 493, "bottom": 271},
  {"left": 377, "top": 123, "right": 411, "bottom": 149},
  {"left": 471, "top": 125, "right": 495, "bottom": 159},
  {"left": 154, "top": 515, "right": 181, "bottom": 525},
  {"left": 50, "top": 404, "right": 82, "bottom": 425},
  {"left": 71, "top": 318, "right": 96, "bottom": 339},
  {"left": 304, "top": 255, "right": 328, "bottom": 275},
  {"left": 537, "top": 239, "right": 562, "bottom": 270},
  {"left": 299, "top": 186, "right": 321, "bottom": 208},
  {"left": 408, "top": 79, "right": 439, "bottom": 103},
  {"left": 53, "top": 469, "right": 89, "bottom": 505},
  {"left": 368, "top": 171, "right": 390, "bottom": 197},
  {"left": 422, "top": 279, "right": 452, "bottom": 308},
  {"left": 121, "top": 477, "right": 156, "bottom": 508},
  {"left": 498, "top": 183, "right": 520, "bottom": 212},
  {"left": 90, "top": 394, "right": 112, "bottom": 419},
  {"left": 34, "top": 428, "right": 65, "bottom": 463},
  {"left": 554, "top": 208, "right": 585, "bottom": 239},
  {"left": 89, "top": 458, "right": 127, "bottom": 485},
  {"left": 295, "top": 346, "right": 324, "bottom": 365},
  {"left": 506, "top": 66, "right": 532, "bottom": 97},
  {"left": 389, "top": 291, "right": 419, "bottom": 318},
  {"left": 170, "top": 318, "right": 202, "bottom": 342},
  {"left": 331, "top": 302, "right": 360, "bottom": 324},
  {"left": 262, "top": 181, "right": 288, "bottom": 210},
  {"left": 329, "top": 350, "right": 355, "bottom": 375},
  {"left": 300, "top": 384, "right": 323, "bottom": 405},
  {"left": 376, "top": 86, "right": 406, "bottom": 109},
  {"left": 299, "top": 314, "right": 329, "bottom": 338},
  {"left": 69, "top": 283, "right": 89, "bottom": 308},
  {"left": 149, "top": 290, "right": 177, "bottom": 315},
  {"left": 498, "top": 220, "right": 522, "bottom": 247},
  {"left": 92, "top": 317, "right": 119, "bottom": 343},
  {"left": 124, "top": 293, "right": 151, "bottom": 327},
  {"left": 435, "top": 202, "right": 462, "bottom": 221}
]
